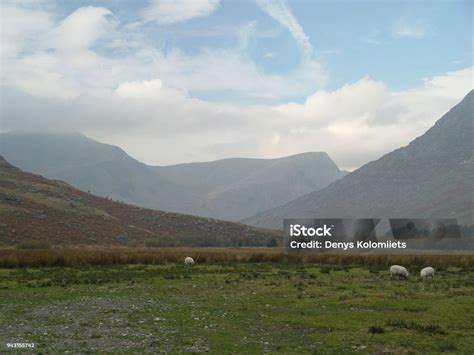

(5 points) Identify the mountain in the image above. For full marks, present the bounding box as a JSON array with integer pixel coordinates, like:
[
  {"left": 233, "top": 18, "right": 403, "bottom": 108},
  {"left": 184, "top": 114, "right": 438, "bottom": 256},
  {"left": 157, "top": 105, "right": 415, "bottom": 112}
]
[
  {"left": 0, "top": 132, "right": 200, "bottom": 212},
  {"left": 153, "top": 152, "right": 345, "bottom": 220},
  {"left": 0, "top": 132, "right": 345, "bottom": 221},
  {"left": 0, "top": 156, "right": 279, "bottom": 247},
  {"left": 244, "top": 91, "right": 474, "bottom": 229}
]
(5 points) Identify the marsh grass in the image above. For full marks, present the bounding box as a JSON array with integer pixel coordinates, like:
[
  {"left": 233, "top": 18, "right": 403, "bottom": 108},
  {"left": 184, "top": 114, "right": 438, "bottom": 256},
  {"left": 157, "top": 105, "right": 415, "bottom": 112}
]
[{"left": 0, "top": 247, "right": 473, "bottom": 268}]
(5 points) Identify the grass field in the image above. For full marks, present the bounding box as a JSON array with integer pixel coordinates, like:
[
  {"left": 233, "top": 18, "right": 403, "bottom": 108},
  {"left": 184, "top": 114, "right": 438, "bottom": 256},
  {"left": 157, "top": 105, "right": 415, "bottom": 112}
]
[{"left": 1, "top": 254, "right": 474, "bottom": 353}]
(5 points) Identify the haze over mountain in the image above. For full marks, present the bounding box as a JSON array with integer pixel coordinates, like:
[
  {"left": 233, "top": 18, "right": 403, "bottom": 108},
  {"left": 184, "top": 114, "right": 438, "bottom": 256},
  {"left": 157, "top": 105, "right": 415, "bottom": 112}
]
[
  {"left": 244, "top": 90, "right": 474, "bottom": 229},
  {"left": 0, "top": 132, "right": 345, "bottom": 221},
  {"left": 0, "top": 156, "right": 279, "bottom": 247},
  {"left": 0, "top": 132, "right": 200, "bottom": 214}
]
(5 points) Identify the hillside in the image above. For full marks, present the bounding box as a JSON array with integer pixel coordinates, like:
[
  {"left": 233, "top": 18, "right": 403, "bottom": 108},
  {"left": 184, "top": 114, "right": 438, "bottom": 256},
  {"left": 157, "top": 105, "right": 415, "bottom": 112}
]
[
  {"left": 0, "top": 132, "right": 345, "bottom": 221},
  {"left": 0, "top": 132, "right": 203, "bottom": 213},
  {"left": 153, "top": 152, "right": 345, "bottom": 220},
  {"left": 0, "top": 157, "right": 279, "bottom": 247},
  {"left": 244, "top": 91, "right": 474, "bottom": 229}
]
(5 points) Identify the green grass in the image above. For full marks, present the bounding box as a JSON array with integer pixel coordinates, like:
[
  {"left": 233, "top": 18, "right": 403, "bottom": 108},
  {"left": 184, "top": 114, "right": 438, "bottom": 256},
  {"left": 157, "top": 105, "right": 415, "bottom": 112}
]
[{"left": 1, "top": 263, "right": 473, "bottom": 353}]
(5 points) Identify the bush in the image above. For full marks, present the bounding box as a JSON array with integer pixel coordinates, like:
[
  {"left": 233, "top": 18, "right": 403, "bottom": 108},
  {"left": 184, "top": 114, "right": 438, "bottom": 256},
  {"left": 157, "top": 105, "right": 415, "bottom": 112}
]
[
  {"left": 368, "top": 325, "right": 385, "bottom": 334},
  {"left": 16, "top": 239, "right": 52, "bottom": 250}
]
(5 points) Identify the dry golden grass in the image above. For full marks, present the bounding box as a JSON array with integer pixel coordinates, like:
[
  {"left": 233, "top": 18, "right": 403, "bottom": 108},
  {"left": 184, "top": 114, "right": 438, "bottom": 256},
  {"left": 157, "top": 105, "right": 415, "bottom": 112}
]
[{"left": 0, "top": 247, "right": 473, "bottom": 268}]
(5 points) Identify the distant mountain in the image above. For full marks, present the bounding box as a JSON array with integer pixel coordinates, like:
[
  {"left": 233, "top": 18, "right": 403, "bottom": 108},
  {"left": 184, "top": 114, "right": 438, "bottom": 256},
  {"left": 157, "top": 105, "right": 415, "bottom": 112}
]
[
  {"left": 244, "top": 91, "right": 474, "bottom": 229},
  {"left": 0, "top": 132, "right": 345, "bottom": 221},
  {"left": 0, "top": 132, "right": 201, "bottom": 213},
  {"left": 0, "top": 156, "right": 279, "bottom": 247},
  {"left": 153, "top": 152, "right": 345, "bottom": 220}
]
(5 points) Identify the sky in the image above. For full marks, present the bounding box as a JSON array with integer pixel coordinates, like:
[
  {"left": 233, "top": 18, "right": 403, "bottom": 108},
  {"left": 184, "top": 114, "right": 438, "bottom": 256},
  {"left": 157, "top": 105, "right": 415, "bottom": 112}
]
[{"left": 0, "top": 0, "right": 472, "bottom": 170}]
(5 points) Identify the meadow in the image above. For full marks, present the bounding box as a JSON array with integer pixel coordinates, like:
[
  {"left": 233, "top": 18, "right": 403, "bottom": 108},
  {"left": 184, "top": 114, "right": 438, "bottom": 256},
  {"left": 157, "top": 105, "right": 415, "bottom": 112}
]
[{"left": 1, "top": 248, "right": 473, "bottom": 353}]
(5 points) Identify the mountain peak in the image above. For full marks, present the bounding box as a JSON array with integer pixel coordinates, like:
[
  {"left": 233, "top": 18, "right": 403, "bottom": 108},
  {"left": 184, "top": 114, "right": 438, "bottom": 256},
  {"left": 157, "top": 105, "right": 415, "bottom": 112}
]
[
  {"left": 0, "top": 132, "right": 345, "bottom": 221},
  {"left": 244, "top": 92, "right": 474, "bottom": 228},
  {"left": 0, "top": 159, "right": 279, "bottom": 247}
]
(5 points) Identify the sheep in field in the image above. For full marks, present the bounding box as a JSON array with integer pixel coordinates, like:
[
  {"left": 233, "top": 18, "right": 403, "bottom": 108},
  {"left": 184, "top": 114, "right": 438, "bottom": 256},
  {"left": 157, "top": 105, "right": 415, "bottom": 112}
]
[
  {"left": 420, "top": 266, "right": 434, "bottom": 279},
  {"left": 184, "top": 257, "right": 195, "bottom": 266},
  {"left": 390, "top": 265, "right": 409, "bottom": 279}
]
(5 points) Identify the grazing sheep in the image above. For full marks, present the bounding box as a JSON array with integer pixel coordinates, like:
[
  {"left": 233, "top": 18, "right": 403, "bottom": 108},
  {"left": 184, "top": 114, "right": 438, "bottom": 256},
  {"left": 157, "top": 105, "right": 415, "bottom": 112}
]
[
  {"left": 184, "top": 257, "right": 195, "bottom": 266},
  {"left": 420, "top": 267, "right": 434, "bottom": 279},
  {"left": 390, "top": 265, "right": 409, "bottom": 279}
]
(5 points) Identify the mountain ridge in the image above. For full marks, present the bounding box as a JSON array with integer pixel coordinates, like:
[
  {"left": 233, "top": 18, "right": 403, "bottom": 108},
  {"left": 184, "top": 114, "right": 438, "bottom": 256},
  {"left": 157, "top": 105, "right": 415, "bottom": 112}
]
[
  {"left": 0, "top": 133, "right": 345, "bottom": 221},
  {"left": 0, "top": 157, "right": 280, "bottom": 247},
  {"left": 243, "top": 90, "right": 474, "bottom": 229}
]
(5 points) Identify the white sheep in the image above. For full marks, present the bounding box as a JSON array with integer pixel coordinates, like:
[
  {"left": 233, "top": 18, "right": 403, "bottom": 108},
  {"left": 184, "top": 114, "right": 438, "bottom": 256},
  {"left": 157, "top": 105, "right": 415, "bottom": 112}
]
[
  {"left": 420, "top": 266, "right": 434, "bottom": 279},
  {"left": 390, "top": 265, "right": 409, "bottom": 279},
  {"left": 184, "top": 257, "right": 195, "bottom": 266}
]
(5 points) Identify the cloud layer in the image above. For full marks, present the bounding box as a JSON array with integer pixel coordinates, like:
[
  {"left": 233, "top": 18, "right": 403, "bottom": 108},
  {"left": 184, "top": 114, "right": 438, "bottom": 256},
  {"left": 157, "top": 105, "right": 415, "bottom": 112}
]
[{"left": 1, "top": 2, "right": 472, "bottom": 171}]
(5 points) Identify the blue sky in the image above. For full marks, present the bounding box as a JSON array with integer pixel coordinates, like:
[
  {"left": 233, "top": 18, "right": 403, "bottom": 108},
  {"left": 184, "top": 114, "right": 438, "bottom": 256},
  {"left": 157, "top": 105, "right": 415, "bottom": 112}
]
[
  {"left": 51, "top": 0, "right": 472, "bottom": 99},
  {"left": 1, "top": 0, "right": 473, "bottom": 169}
]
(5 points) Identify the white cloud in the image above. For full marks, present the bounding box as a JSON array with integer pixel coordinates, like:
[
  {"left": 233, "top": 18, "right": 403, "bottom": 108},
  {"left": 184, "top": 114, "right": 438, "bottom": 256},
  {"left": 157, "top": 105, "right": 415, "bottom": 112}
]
[
  {"left": 150, "top": 49, "right": 327, "bottom": 99},
  {"left": 1, "top": 6, "right": 117, "bottom": 99},
  {"left": 1, "top": 2, "right": 472, "bottom": 171},
  {"left": 8, "top": 58, "right": 80, "bottom": 99},
  {"left": 256, "top": 0, "right": 312, "bottom": 55},
  {"left": 0, "top": 4, "right": 53, "bottom": 57},
  {"left": 142, "top": 0, "right": 219, "bottom": 25},
  {"left": 115, "top": 79, "right": 186, "bottom": 101},
  {"left": 261, "top": 68, "right": 473, "bottom": 169},
  {"left": 393, "top": 18, "right": 428, "bottom": 39},
  {"left": 116, "top": 79, "right": 164, "bottom": 99},
  {"left": 0, "top": 4, "right": 326, "bottom": 102},
  {"left": 2, "top": 66, "right": 472, "bottom": 170},
  {"left": 49, "top": 6, "right": 113, "bottom": 51},
  {"left": 274, "top": 77, "right": 388, "bottom": 122}
]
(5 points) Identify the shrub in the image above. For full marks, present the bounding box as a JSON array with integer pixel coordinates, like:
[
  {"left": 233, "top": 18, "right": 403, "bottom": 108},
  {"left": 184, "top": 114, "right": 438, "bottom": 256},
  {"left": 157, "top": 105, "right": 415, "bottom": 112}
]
[{"left": 368, "top": 326, "right": 385, "bottom": 334}]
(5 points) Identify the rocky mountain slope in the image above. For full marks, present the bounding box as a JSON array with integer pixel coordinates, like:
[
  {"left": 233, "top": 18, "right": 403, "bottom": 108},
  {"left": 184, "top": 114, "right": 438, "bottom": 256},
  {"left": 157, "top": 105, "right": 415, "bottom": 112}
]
[
  {"left": 0, "top": 132, "right": 201, "bottom": 213},
  {"left": 0, "top": 132, "right": 345, "bottom": 221},
  {"left": 244, "top": 91, "right": 474, "bottom": 229},
  {"left": 0, "top": 157, "right": 279, "bottom": 247}
]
